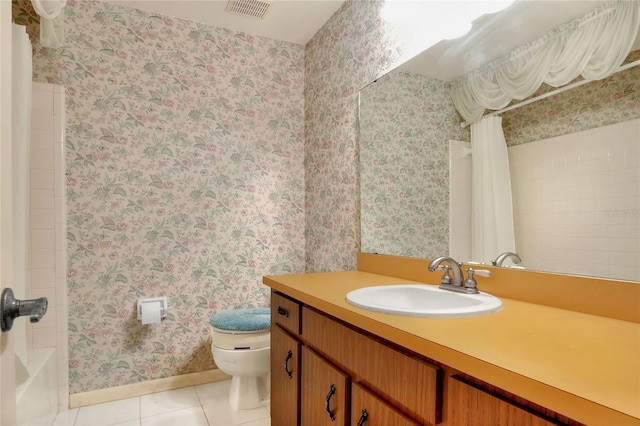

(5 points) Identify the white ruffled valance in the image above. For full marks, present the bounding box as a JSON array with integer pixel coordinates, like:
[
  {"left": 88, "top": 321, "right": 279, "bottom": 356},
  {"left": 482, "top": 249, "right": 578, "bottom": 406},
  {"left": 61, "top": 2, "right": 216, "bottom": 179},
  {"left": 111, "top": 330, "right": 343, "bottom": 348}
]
[
  {"left": 451, "top": 0, "right": 640, "bottom": 123},
  {"left": 31, "top": 0, "right": 66, "bottom": 48}
]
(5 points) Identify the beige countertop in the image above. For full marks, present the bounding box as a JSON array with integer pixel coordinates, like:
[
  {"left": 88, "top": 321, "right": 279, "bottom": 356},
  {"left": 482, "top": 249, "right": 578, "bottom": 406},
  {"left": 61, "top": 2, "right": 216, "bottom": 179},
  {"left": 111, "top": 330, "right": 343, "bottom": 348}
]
[{"left": 264, "top": 270, "right": 640, "bottom": 426}]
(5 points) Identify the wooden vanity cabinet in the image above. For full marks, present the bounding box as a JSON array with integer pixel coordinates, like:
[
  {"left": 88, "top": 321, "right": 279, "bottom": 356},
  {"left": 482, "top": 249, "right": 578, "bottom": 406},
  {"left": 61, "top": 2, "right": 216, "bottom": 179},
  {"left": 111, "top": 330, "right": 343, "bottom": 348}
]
[
  {"left": 447, "top": 376, "right": 559, "bottom": 426},
  {"left": 270, "top": 290, "right": 581, "bottom": 426}
]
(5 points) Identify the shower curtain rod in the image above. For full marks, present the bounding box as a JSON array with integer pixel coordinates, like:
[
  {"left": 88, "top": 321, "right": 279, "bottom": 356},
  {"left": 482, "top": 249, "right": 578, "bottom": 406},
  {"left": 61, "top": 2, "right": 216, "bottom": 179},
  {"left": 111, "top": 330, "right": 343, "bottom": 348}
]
[{"left": 459, "top": 58, "right": 640, "bottom": 128}]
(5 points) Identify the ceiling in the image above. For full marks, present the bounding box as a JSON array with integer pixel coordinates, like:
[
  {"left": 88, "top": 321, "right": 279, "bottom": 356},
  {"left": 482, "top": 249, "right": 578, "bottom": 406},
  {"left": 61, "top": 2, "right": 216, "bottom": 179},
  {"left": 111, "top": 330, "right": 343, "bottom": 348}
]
[
  {"left": 401, "top": 1, "right": 640, "bottom": 81},
  {"left": 105, "top": 1, "right": 640, "bottom": 78},
  {"left": 105, "top": 0, "right": 345, "bottom": 45}
]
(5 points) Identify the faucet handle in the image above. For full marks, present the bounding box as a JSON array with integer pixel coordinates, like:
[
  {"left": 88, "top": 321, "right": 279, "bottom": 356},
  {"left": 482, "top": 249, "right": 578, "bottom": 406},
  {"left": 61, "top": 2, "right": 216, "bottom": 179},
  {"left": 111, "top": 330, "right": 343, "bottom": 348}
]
[
  {"left": 463, "top": 268, "right": 491, "bottom": 293},
  {"left": 438, "top": 265, "right": 452, "bottom": 285}
]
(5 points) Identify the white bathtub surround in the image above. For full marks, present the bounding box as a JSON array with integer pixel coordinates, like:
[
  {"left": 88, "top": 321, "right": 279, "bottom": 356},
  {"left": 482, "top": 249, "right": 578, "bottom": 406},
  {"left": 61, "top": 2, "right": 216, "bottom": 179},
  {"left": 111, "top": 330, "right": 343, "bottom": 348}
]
[
  {"left": 16, "top": 348, "right": 57, "bottom": 426},
  {"left": 509, "top": 119, "right": 640, "bottom": 281},
  {"left": 13, "top": 25, "right": 63, "bottom": 426},
  {"left": 448, "top": 140, "right": 472, "bottom": 261},
  {"left": 12, "top": 22, "right": 33, "bottom": 377},
  {"left": 28, "top": 81, "right": 68, "bottom": 412}
]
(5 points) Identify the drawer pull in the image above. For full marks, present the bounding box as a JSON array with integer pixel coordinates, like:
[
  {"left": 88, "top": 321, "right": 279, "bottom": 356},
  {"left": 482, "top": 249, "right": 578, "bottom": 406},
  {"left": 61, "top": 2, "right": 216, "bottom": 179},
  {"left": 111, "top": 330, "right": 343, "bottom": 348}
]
[
  {"left": 277, "top": 306, "right": 289, "bottom": 317},
  {"left": 357, "top": 409, "right": 368, "bottom": 426},
  {"left": 325, "top": 384, "right": 336, "bottom": 421},
  {"left": 284, "top": 350, "right": 293, "bottom": 379}
]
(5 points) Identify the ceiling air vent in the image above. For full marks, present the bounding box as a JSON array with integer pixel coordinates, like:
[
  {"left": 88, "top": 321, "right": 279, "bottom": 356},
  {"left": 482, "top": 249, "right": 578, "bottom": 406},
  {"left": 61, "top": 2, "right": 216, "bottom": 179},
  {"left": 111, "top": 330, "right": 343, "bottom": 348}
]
[{"left": 225, "top": 0, "right": 272, "bottom": 20}]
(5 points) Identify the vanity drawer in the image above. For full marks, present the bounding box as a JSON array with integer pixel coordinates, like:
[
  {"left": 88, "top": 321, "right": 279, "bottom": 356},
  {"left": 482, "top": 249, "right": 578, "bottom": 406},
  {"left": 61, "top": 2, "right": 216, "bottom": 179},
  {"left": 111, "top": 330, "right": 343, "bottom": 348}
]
[
  {"left": 271, "top": 291, "right": 301, "bottom": 334},
  {"left": 302, "top": 307, "right": 441, "bottom": 425}
]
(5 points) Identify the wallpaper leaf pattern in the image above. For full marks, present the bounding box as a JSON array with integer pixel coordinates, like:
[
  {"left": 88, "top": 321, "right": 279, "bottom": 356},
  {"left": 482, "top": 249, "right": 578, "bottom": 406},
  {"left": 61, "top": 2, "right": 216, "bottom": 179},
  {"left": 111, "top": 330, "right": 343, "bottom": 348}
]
[
  {"left": 359, "top": 70, "right": 469, "bottom": 258},
  {"left": 304, "top": 0, "right": 430, "bottom": 272},
  {"left": 14, "top": 0, "right": 305, "bottom": 393}
]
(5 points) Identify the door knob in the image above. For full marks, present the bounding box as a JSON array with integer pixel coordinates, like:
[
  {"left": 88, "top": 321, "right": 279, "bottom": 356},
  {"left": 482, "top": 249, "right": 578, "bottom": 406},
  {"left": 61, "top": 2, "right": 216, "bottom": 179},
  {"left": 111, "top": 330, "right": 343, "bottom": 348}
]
[{"left": 1, "top": 288, "right": 48, "bottom": 332}]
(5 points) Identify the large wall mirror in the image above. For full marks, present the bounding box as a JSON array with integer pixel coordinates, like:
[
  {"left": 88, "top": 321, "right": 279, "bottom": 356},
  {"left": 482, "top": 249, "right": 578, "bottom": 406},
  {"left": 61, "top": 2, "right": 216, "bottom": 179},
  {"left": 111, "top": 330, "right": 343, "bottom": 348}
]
[{"left": 359, "top": 1, "right": 640, "bottom": 282}]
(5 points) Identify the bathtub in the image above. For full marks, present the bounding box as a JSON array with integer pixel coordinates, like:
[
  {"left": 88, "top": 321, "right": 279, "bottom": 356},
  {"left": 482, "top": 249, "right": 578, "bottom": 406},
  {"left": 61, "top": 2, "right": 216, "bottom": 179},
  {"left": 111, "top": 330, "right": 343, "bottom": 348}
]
[{"left": 16, "top": 348, "right": 58, "bottom": 426}]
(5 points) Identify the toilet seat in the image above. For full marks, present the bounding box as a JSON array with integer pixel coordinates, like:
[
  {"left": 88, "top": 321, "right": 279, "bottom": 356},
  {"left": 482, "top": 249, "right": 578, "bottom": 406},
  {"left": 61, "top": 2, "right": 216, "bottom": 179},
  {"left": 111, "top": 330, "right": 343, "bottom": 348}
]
[
  {"left": 211, "top": 327, "right": 269, "bottom": 350},
  {"left": 210, "top": 308, "right": 271, "bottom": 350}
]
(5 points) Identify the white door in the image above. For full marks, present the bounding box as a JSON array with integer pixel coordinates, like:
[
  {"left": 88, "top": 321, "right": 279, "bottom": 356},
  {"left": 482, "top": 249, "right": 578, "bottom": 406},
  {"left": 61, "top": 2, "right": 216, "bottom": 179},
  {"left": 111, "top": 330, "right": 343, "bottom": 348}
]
[{"left": 0, "top": 0, "right": 18, "bottom": 424}]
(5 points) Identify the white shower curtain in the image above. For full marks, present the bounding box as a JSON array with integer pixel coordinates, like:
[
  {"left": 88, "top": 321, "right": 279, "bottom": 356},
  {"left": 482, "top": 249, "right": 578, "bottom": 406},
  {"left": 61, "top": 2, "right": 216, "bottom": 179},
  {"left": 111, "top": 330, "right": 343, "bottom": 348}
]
[
  {"left": 470, "top": 116, "right": 515, "bottom": 264},
  {"left": 31, "top": 0, "right": 66, "bottom": 48}
]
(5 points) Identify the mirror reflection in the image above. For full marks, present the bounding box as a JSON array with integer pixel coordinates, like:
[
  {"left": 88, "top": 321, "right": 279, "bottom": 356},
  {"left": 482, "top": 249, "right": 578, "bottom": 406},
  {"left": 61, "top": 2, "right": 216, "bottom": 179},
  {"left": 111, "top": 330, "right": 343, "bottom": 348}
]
[{"left": 359, "top": 1, "right": 640, "bottom": 282}]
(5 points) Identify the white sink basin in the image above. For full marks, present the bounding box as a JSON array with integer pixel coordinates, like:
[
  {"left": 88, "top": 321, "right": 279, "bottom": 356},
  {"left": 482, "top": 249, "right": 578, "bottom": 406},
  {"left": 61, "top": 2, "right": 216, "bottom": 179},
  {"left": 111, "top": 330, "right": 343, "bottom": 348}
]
[{"left": 346, "top": 284, "right": 502, "bottom": 318}]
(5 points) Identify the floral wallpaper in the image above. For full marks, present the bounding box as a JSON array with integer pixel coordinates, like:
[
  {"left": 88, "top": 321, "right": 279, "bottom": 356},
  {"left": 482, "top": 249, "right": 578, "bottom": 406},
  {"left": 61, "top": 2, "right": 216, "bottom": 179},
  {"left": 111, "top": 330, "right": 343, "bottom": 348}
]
[
  {"left": 304, "top": 0, "right": 432, "bottom": 271},
  {"left": 359, "top": 70, "right": 468, "bottom": 258},
  {"left": 13, "top": 0, "right": 305, "bottom": 393}
]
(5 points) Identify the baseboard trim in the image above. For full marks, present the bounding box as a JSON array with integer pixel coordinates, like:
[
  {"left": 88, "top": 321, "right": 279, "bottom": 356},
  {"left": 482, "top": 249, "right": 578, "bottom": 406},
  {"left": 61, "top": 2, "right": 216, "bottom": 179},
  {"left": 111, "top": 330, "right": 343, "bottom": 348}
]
[{"left": 68, "top": 369, "right": 231, "bottom": 409}]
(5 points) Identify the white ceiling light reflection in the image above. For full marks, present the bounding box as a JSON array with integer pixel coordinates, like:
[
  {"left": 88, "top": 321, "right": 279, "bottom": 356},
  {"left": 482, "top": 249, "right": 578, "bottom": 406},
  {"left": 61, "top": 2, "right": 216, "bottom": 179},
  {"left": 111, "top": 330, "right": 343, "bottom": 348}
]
[{"left": 382, "top": 0, "right": 515, "bottom": 42}]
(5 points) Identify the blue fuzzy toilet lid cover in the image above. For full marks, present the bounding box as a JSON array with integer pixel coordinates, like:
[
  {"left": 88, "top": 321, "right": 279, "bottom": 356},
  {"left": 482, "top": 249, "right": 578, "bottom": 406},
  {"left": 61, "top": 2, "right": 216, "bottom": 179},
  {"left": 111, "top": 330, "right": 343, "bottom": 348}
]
[{"left": 210, "top": 308, "right": 271, "bottom": 332}]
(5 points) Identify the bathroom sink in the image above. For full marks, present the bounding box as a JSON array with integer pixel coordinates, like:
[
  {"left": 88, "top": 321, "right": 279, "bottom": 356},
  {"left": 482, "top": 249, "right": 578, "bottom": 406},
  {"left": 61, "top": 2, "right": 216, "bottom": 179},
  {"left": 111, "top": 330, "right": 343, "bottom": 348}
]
[{"left": 346, "top": 284, "right": 502, "bottom": 318}]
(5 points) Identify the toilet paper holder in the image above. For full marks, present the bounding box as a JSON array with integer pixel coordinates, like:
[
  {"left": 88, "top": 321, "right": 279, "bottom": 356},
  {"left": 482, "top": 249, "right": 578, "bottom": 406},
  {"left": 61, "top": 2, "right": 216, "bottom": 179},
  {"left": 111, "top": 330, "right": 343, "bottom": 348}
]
[{"left": 137, "top": 297, "right": 168, "bottom": 323}]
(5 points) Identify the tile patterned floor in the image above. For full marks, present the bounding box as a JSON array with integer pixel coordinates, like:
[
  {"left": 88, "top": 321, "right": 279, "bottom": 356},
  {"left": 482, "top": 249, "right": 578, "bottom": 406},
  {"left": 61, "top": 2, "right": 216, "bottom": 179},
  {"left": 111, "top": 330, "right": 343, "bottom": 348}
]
[{"left": 52, "top": 380, "right": 270, "bottom": 426}]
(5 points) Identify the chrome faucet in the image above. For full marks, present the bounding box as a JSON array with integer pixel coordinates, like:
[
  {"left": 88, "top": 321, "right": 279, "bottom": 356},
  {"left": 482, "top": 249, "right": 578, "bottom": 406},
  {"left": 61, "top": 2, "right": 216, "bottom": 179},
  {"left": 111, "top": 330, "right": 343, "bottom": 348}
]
[
  {"left": 492, "top": 252, "right": 521, "bottom": 267},
  {"left": 428, "top": 256, "right": 464, "bottom": 287},
  {"left": 1, "top": 288, "right": 48, "bottom": 332},
  {"left": 428, "top": 256, "right": 491, "bottom": 294}
]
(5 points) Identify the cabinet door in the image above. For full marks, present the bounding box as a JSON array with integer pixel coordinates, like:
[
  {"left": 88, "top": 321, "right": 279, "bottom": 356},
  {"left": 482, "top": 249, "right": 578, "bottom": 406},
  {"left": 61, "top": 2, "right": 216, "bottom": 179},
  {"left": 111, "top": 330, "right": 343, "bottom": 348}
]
[
  {"left": 351, "top": 383, "right": 420, "bottom": 426},
  {"left": 301, "top": 346, "right": 349, "bottom": 426},
  {"left": 448, "top": 376, "right": 557, "bottom": 426},
  {"left": 271, "top": 325, "right": 301, "bottom": 426},
  {"left": 302, "top": 307, "right": 441, "bottom": 425}
]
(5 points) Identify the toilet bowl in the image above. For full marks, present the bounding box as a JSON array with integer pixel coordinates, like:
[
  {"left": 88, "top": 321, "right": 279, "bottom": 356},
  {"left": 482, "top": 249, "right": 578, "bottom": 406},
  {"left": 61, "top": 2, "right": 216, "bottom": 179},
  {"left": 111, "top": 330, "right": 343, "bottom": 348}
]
[{"left": 210, "top": 308, "right": 271, "bottom": 411}]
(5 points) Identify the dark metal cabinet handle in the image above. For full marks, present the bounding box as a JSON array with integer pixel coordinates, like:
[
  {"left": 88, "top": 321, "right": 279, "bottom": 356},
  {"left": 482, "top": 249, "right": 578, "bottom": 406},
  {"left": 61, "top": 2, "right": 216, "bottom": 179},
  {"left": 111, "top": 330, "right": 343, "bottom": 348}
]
[
  {"left": 277, "top": 306, "right": 289, "bottom": 317},
  {"left": 284, "top": 350, "right": 293, "bottom": 379},
  {"left": 357, "top": 409, "right": 368, "bottom": 426},
  {"left": 325, "top": 384, "right": 336, "bottom": 421},
  {"left": 1, "top": 288, "right": 48, "bottom": 332}
]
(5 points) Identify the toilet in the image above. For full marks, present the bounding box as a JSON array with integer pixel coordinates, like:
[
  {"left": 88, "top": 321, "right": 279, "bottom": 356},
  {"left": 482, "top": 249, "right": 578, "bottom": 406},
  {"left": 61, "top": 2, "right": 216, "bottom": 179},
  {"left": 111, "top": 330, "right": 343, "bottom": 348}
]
[{"left": 210, "top": 308, "right": 271, "bottom": 410}]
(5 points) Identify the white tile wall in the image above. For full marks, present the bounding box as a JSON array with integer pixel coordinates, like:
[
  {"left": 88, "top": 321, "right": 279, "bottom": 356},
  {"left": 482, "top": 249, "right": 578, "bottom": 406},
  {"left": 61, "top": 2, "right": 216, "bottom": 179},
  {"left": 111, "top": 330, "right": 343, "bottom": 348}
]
[
  {"left": 28, "top": 81, "right": 69, "bottom": 410},
  {"left": 509, "top": 119, "right": 640, "bottom": 281}
]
